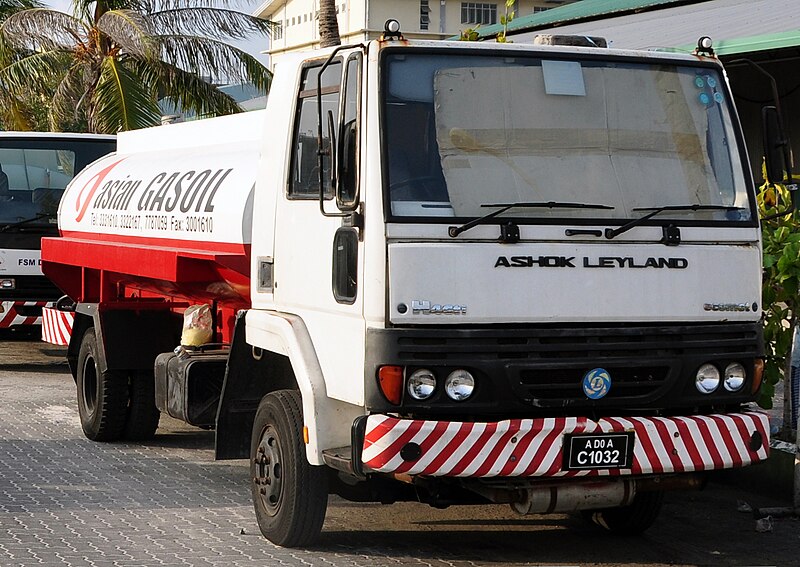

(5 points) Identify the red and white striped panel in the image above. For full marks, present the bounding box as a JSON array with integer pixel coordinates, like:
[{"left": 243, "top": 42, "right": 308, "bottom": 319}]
[
  {"left": 0, "top": 301, "right": 47, "bottom": 328},
  {"left": 41, "top": 307, "right": 74, "bottom": 346},
  {"left": 362, "top": 412, "right": 769, "bottom": 478}
]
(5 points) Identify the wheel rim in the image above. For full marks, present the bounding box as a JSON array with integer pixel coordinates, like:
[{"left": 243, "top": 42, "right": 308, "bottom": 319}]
[
  {"left": 253, "top": 424, "right": 283, "bottom": 516},
  {"left": 81, "top": 355, "right": 98, "bottom": 417}
]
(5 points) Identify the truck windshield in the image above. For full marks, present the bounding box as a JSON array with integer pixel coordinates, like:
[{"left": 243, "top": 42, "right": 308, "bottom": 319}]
[
  {"left": 382, "top": 52, "right": 752, "bottom": 224},
  {"left": 0, "top": 138, "right": 115, "bottom": 226}
]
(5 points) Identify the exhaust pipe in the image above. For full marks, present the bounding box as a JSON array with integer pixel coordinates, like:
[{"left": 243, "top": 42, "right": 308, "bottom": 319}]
[
  {"left": 511, "top": 481, "right": 635, "bottom": 515},
  {"left": 508, "top": 474, "right": 704, "bottom": 515}
]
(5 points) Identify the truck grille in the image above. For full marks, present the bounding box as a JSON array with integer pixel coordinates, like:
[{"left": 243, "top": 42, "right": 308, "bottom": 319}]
[
  {"left": 392, "top": 323, "right": 762, "bottom": 407},
  {"left": 396, "top": 324, "right": 760, "bottom": 361},
  {"left": 0, "top": 275, "right": 62, "bottom": 301},
  {"left": 517, "top": 365, "right": 669, "bottom": 399}
]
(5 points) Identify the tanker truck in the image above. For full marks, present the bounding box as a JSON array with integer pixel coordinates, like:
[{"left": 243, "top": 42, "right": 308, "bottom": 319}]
[{"left": 41, "top": 26, "right": 784, "bottom": 547}]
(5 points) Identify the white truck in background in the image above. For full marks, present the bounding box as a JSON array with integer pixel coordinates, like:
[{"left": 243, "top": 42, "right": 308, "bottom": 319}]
[
  {"left": 0, "top": 132, "right": 114, "bottom": 334},
  {"left": 42, "top": 25, "right": 786, "bottom": 547}
]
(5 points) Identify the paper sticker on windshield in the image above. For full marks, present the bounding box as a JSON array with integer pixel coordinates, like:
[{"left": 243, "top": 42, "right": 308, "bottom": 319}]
[{"left": 542, "top": 60, "right": 586, "bottom": 96}]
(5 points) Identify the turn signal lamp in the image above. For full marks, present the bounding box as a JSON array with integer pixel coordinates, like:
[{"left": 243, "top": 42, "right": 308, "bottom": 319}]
[
  {"left": 751, "top": 359, "right": 765, "bottom": 395},
  {"left": 378, "top": 365, "right": 404, "bottom": 404}
]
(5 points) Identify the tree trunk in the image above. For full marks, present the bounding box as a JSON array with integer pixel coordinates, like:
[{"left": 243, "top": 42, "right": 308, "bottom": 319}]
[{"left": 318, "top": 0, "right": 341, "bottom": 48}]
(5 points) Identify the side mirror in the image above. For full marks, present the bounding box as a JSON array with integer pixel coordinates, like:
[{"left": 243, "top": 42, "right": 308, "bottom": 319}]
[
  {"left": 336, "top": 119, "right": 358, "bottom": 211},
  {"left": 762, "top": 105, "right": 786, "bottom": 185}
]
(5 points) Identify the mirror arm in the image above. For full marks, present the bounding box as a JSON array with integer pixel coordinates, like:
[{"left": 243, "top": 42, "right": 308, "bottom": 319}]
[
  {"left": 318, "top": 44, "right": 362, "bottom": 219},
  {"left": 730, "top": 58, "right": 796, "bottom": 212}
]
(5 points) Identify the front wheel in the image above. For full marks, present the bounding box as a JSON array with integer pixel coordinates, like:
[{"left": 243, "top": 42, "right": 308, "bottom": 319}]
[
  {"left": 76, "top": 328, "right": 128, "bottom": 441},
  {"left": 250, "top": 390, "right": 328, "bottom": 547},
  {"left": 582, "top": 490, "right": 664, "bottom": 535}
]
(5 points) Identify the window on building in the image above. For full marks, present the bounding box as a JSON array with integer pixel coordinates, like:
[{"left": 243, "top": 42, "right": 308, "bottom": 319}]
[
  {"left": 273, "top": 22, "right": 283, "bottom": 40},
  {"left": 533, "top": 6, "right": 552, "bottom": 13},
  {"left": 461, "top": 3, "right": 497, "bottom": 25},
  {"left": 420, "top": 0, "right": 430, "bottom": 30}
]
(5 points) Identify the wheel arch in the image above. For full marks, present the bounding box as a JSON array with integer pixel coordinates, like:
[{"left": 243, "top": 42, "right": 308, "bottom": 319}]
[
  {"left": 216, "top": 309, "right": 363, "bottom": 465},
  {"left": 66, "top": 309, "right": 95, "bottom": 382},
  {"left": 66, "top": 303, "right": 181, "bottom": 381}
]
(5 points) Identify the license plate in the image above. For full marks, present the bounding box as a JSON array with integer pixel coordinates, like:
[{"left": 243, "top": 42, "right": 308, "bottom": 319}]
[{"left": 562, "top": 432, "right": 635, "bottom": 471}]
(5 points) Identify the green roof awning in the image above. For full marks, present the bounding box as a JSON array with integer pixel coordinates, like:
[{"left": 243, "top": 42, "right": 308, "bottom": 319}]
[
  {"left": 461, "top": 0, "right": 699, "bottom": 39},
  {"left": 665, "top": 30, "right": 800, "bottom": 56}
]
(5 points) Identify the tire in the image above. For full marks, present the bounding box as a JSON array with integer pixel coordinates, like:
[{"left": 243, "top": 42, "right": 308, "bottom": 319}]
[
  {"left": 76, "top": 328, "right": 129, "bottom": 442},
  {"left": 583, "top": 490, "right": 664, "bottom": 535},
  {"left": 123, "top": 371, "right": 160, "bottom": 441},
  {"left": 250, "top": 390, "right": 328, "bottom": 547}
]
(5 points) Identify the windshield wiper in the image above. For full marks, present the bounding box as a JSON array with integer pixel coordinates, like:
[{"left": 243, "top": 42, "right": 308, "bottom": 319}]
[
  {"left": 605, "top": 204, "right": 745, "bottom": 240},
  {"left": 448, "top": 201, "right": 614, "bottom": 238},
  {"left": 0, "top": 213, "right": 55, "bottom": 233}
]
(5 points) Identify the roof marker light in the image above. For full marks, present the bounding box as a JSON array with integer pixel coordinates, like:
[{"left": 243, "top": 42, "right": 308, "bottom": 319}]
[{"left": 696, "top": 36, "right": 715, "bottom": 56}]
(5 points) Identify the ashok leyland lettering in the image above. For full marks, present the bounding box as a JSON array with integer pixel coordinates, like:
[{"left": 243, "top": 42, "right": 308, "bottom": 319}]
[
  {"left": 0, "top": 133, "right": 114, "bottom": 332},
  {"left": 41, "top": 26, "right": 786, "bottom": 548}
]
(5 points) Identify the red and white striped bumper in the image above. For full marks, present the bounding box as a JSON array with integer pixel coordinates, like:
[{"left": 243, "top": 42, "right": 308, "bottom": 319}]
[
  {"left": 362, "top": 412, "right": 769, "bottom": 477},
  {"left": 41, "top": 306, "right": 74, "bottom": 346},
  {"left": 0, "top": 300, "right": 48, "bottom": 328}
]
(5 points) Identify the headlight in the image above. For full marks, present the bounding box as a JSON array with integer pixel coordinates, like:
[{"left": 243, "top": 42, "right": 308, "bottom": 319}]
[
  {"left": 724, "top": 362, "right": 746, "bottom": 392},
  {"left": 0, "top": 278, "right": 14, "bottom": 289},
  {"left": 696, "top": 363, "right": 720, "bottom": 394},
  {"left": 407, "top": 369, "right": 436, "bottom": 400},
  {"left": 445, "top": 370, "right": 475, "bottom": 401}
]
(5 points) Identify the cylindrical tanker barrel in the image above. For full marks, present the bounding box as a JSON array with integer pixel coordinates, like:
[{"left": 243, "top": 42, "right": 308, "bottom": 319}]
[{"left": 42, "top": 111, "right": 264, "bottom": 307}]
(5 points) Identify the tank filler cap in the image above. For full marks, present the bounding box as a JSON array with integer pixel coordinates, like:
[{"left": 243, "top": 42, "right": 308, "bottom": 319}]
[{"left": 533, "top": 34, "right": 608, "bottom": 48}]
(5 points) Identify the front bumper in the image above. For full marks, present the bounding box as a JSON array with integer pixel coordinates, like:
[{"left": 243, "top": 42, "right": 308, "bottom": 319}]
[
  {"left": 0, "top": 300, "right": 50, "bottom": 328},
  {"left": 361, "top": 412, "right": 769, "bottom": 477}
]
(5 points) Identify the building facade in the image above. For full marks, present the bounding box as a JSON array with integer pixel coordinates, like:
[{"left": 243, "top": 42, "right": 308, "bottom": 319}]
[{"left": 253, "top": 0, "right": 577, "bottom": 70}]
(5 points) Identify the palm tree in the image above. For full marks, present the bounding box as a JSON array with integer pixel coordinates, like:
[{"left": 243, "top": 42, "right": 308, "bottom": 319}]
[
  {"left": 0, "top": 0, "right": 41, "bottom": 129},
  {"left": 318, "top": 0, "right": 340, "bottom": 48},
  {"left": 0, "top": 0, "right": 38, "bottom": 19},
  {"left": 0, "top": 0, "right": 273, "bottom": 133}
]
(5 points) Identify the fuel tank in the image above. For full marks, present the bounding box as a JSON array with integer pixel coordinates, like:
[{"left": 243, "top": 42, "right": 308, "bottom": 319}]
[{"left": 41, "top": 111, "right": 264, "bottom": 306}]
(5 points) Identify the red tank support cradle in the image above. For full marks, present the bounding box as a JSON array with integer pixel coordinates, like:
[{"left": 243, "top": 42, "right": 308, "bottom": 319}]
[{"left": 41, "top": 235, "right": 251, "bottom": 344}]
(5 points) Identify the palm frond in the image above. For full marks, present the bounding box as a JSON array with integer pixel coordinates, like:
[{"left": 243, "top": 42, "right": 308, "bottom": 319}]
[
  {"left": 131, "top": 58, "right": 242, "bottom": 118},
  {"left": 50, "top": 63, "right": 90, "bottom": 130},
  {"left": 0, "top": 47, "right": 72, "bottom": 94},
  {"left": 150, "top": 7, "right": 271, "bottom": 41},
  {"left": 140, "top": 1, "right": 253, "bottom": 11},
  {"left": 0, "top": 0, "right": 42, "bottom": 20},
  {"left": 0, "top": 8, "right": 85, "bottom": 51},
  {"left": 96, "top": 9, "right": 156, "bottom": 58},
  {"left": 0, "top": 97, "right": 35, "bottom": 130},
  {"left": 92, "top": 54, "right": 161, "bottom": 132},
  {"left": 158, "top": 35, "right": 270, "bottom": 90}
]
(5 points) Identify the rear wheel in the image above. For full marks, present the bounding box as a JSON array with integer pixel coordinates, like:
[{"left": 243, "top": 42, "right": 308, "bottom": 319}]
[
  {"left": 250, "top": 390, "right": 328, "bottom": 547},
  {"left": 76, "top": 328, "right": 128, "bottom": 441},
  {"left": 582, "top": 491, "right": 664, "bottom": 535},
  {"left": 123, "top": 371, "right": 160, "bottom": 441}
]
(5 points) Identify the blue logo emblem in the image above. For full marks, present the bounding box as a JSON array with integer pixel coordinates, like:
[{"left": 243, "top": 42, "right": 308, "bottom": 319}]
[{"left": 582, "top": 368, "right": 611, "bottom": 400}]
